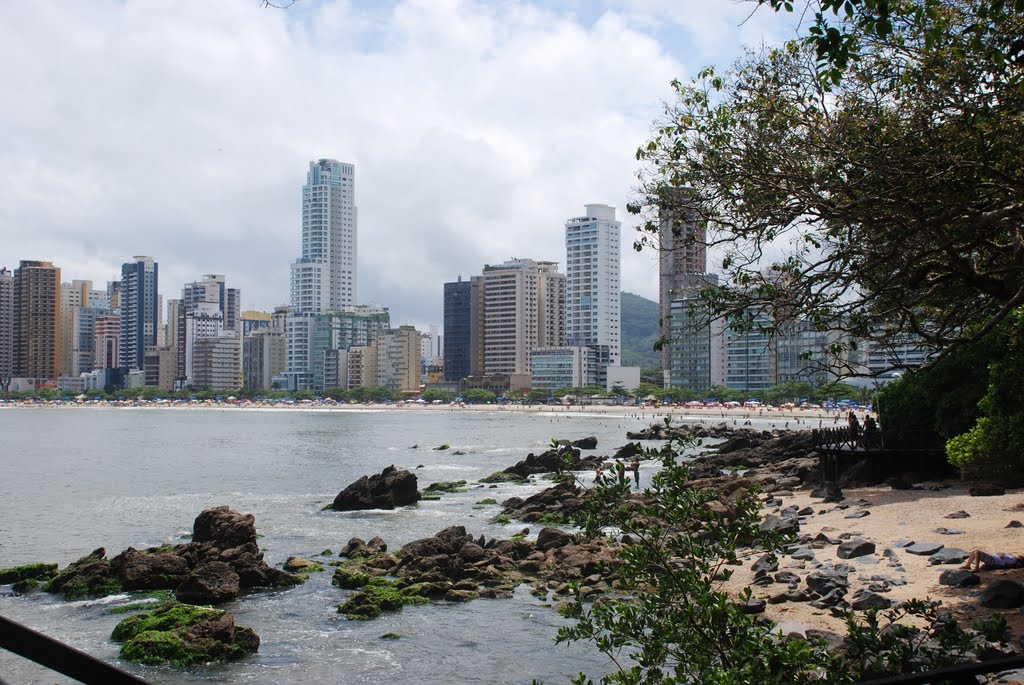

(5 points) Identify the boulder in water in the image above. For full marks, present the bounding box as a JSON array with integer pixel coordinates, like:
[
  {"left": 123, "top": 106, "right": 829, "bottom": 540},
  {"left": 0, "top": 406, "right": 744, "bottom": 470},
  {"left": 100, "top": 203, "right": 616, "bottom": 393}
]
[{"left": 330, "top": 465, "right": 421, "bottom": 511}]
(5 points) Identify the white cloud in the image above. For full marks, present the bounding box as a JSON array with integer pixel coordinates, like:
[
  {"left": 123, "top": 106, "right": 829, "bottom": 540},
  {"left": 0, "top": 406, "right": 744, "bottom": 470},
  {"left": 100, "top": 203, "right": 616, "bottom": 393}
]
[{"left": 0, "top": 0, "right": 794, "bottom": 329}]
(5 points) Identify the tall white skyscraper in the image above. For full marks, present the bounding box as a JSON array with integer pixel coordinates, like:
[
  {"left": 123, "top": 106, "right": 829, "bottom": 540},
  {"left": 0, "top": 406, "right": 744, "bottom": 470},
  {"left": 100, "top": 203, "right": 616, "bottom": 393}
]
[
  {"left": 284, "top": 159, "right": 358, "bottom": 390},
  {"left": 565, "top": 204, "right": 621, "bottom": 370}
]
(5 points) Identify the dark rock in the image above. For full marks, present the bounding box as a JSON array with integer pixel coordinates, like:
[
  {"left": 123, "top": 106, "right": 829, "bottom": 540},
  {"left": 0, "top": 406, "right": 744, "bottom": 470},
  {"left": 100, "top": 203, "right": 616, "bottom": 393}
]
[
  {"left": 751, "top": 554, "right": 779, "bottom": 574},
  {"left": 887, "top": 476, "right": 914, "bottom": 490},
  {"left": 760, "top": 515, "right": 800, "bottom": 536},
  {"left": 928, "top": 548, "right": 968, "bottom": 565},
  {"left": 803, "top": 629, "right": 845, "bottom": 650},
  {"left": 837, "top": 540, "right": 876, "bottom": 559},
  {"left": 806, "top": 569, "right": 848, "bottom": 596},
  {"left": 850, "top": 590, "right": 891, "bottom": 610},
  {"left": 176, "top": 561, "right": 240, "bottom": 605},
  {"left": 192, "top": 506, "right": 258, "bottom": 548},
  {"left": 891, "top": 539, "right": 915, "bottom": 548},
  {"left": 905, "top": 542, "right": 944, "bottom": 556},
  {"left": 939, "top": 569, "right": 981, "bottom": 588},
  {"left": 798, "top": 507, "right": 815, "bottom": 516},
  {"left": 331, "top": 465, "right": 420, "bottom": 511},
  {"left": 791, "top": 548, "right": 816, "bottom": 561},
  {"left": 536, "top": 527, "right": 572, "bottom": 551},
  {"left": 980, "top": 580, "right": 1024, "bottom": 609},
  {"left": 844, "top": 510, "right": 871, "bottom": 519},
  {"left": 810, "top": 587, "right": 846, "bottom": 608},
  {"left": 770, "top": 588, "right": 813, "bottom": 603},
  {"left": 738, "top": 597, "right": 766, "bottom": 614},
  {"left": 500, "top": 482, "right": 589, "bottom": 523},
  {"left": 571, "top": 436, "right": 598, "bottom": 450},
  {"left": 814, "top": 532, "right": 841, "bottom": 546},
  {"left": 944, "top": 510, "right": 971, "bottom": 519},
  {"left": 781, "top": 504, "right": 801, "bottom": 519},
  {"left": 341, "top": 536, "right": 388, "bottom": 559},
  {"left": 774, "top": 571, "right": 801, "bottom": 585},
  {"left": 611, "top": 443, "right": 640, "bottom": 460},
  {"left": 1007, "top": 520, "right": 1024, "bottom": 529},
  {"left": 111, "top": 547, "right": 190, "bottom": 591},
  {"left": 810, "top": 483, "right": 844, "bottom": 502},
  {"left": 970, "top": 483, "right": 1006, "bottom": 497},
  {"left": 933, "top": 527, "right": 964, "bottom": 535}
]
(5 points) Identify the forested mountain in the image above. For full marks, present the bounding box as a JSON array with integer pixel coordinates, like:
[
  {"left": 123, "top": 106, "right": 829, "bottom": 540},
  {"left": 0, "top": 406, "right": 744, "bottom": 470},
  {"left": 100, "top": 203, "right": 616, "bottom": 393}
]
[{"left": 621, "top": 292, "right": 660, "bottom": 369}]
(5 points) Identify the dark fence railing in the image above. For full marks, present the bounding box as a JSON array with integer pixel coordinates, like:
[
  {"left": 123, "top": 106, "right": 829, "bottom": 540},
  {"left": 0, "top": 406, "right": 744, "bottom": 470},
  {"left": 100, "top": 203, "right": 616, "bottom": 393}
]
[
  {"left": 0, "top": 613, "right": 150, "bottom": 684},
  {"left": 856, "top": 654, "right": 1024, "bottom": 684}
]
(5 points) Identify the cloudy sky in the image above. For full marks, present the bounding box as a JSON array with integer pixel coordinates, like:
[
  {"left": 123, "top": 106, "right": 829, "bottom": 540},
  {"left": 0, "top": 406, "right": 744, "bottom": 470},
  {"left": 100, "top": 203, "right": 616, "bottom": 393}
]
[{"left": 1, "top": 0, "right": 801, "bottom": 330}]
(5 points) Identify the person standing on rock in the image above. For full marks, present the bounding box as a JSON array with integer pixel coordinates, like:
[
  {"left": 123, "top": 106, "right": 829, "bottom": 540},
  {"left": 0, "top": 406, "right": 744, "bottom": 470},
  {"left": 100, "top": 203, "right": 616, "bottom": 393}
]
[{"left": 630, "top": 457, "right": 640, "bottom": 488}]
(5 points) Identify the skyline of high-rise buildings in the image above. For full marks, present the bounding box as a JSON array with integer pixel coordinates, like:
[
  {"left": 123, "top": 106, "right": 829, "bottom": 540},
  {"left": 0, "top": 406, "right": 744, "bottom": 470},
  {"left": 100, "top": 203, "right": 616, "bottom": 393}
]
[{"left": 0, "top": 164, "right": 929, "bottom": 396}]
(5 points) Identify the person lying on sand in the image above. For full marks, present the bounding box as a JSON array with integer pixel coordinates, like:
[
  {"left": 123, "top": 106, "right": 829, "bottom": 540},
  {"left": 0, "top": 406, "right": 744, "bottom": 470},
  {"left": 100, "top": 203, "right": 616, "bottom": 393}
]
[{"left": 960, "top": 549, "right": 1024, "bottom": 572}]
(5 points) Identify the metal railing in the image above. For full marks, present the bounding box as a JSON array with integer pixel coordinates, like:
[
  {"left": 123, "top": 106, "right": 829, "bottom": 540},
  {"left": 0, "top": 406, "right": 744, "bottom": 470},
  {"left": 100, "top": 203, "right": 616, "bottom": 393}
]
[
  {"left": 0, "top": 614, "right": 150, "bottom": 684},
  {"left": 857, "top": 654, "right": 1024, "bottom": 684}
]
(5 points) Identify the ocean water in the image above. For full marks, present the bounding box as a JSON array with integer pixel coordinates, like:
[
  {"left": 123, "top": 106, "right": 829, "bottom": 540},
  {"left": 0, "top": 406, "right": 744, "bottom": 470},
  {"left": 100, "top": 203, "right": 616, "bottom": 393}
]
[{"left": 0, "top": 406, "right": 678, "bottom": 685}]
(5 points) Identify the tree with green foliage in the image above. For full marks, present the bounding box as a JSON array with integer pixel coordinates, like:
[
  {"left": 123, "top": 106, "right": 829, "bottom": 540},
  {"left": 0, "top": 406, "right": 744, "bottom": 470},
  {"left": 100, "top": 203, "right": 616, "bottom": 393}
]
[
  {"left": 554, "top": 426, "right": 1010, "bottom": 684},
  {"left": 421, "top": 388, "right": 456, "bottom": 403},
  {"left": 323, "top": 387, "right": 350, "bottom": 401},
  {"left": 461, "top": 388, "right": 496, "bottom": 404},
  {"left": 946, "top": 306, "right": 1024, "bottom": 480},
  {"left": 633, "top": 0, "right": 1024, "bottom": 376}
]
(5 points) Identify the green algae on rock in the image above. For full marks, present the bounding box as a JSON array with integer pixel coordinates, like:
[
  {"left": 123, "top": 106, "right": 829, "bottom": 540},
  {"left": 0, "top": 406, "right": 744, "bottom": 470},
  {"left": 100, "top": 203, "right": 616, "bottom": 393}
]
[
  {"left": 0, "top": 562, "right": 58, "bottom": 585},
  {"left": 43, "top": 549, "right": 123, "bottom": 600},
  {"left": 423, "top": 480, "right": 468, "bottom": 494},
  {"left": 112, "top": 602, "right": 259, "bottom": 667},
  {"left": 337, "top": 582, "right": 429, "bottom": 620}
]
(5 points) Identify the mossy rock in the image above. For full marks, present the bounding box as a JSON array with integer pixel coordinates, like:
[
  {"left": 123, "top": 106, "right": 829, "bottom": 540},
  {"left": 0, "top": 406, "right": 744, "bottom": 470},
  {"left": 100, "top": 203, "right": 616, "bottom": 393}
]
[
  {"left": 444, "top": 589, "right": 480, "bottom": 602},
  {"left": 332, "top": 565, "right": 373, "bottom": 590},
  {"left": 432, "top": 444, "right": 451, "bottom": 451},
  {"left": 0, "top": 562, "right": 58, "bottom": 584},
  {"left": 527, "top": 512, "right": 570, "bottom": 526},
  {"left": 113, "top": 602, "right": 259, "bottom": 667},
  {"left": 112, "top": 603, "right": 223, "bottom": 642},
  {"left": 492, "top": 514, "right": 512, "bottom": 525},
  {"left": 480, "top": 472, "right": 528, "bottom": 484},
  {"left": 420, "top": 493, "right": 442, "bottom": 501},
  {"left": 44, "top": 550, "right": 123, "bottom": 600},
  {"left": 12, "top": 578, "right": 40, "bottom": 593},
  {"left": 338, "top": 582, "right": 429, "bottom": 620},
  {"left": 424, "top": 480, "right": 468, "bottom": 494},
  {"left": 283, "top": 556, "right": 324, "bottom": 573},
  {"left": 380, "top": 632, "right": 401, "bottom": 640},
  {"left": 475, "top": 498, "right": 498, "bottom": 505}
]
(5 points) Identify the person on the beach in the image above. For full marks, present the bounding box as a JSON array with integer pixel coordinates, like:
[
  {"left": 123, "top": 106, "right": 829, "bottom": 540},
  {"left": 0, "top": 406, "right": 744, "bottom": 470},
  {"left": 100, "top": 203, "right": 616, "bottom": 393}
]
[
  {"left": 630, "top": 457, "right": 640, "bottom": 488},
  {"left": 960, "top": 549, "right": 1024, "bottom": 572}
]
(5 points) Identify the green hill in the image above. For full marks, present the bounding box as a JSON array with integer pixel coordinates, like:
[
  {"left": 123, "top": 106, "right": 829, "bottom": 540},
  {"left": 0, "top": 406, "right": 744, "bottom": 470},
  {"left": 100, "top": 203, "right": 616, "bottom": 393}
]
[{"left": 621, "top": 292, "right": 660, "bottom": 369}]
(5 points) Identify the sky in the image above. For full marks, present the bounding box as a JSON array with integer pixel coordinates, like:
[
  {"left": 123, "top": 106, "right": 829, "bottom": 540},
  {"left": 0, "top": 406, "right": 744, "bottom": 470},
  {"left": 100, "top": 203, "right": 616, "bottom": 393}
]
[{"left": 0, "top": 0, "right": 802, "bottom": 331}]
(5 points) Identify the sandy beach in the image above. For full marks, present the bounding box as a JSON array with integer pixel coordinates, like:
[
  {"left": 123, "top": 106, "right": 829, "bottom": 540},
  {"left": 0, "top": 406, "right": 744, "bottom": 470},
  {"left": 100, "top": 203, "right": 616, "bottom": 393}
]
[{"left": 725, "top": 482, "right": 1024, "bottom": 639}]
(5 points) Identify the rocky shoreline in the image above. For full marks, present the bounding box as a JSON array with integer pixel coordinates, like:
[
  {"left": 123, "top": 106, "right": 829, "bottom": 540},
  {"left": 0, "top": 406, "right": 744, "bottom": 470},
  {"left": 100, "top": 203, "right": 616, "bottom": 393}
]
[{"left": 5, "top": 419, "right": 1024, "bottom": 677}]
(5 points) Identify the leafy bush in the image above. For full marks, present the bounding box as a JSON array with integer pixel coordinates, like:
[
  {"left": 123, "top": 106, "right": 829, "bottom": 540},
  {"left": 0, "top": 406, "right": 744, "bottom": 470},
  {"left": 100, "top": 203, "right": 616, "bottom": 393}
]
[{"left": 946, "top": 307, "right": 1024, "bottom": 481}]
